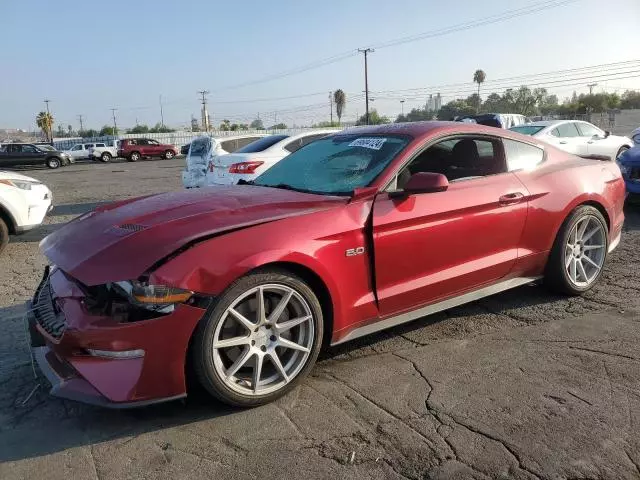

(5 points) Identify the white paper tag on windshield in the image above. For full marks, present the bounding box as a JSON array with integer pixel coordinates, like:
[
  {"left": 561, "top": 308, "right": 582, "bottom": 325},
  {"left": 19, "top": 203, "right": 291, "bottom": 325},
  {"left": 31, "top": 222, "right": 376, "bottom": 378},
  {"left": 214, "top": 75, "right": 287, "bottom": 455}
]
[{"left": 349, "top": 137, "right": 387, "bottom": 150}]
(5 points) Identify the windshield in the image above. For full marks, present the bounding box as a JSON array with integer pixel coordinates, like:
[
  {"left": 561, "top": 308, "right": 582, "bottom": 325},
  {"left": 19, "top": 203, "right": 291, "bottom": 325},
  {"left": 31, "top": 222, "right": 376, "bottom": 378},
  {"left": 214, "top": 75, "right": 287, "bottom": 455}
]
[
  {"left": 38, "top": 145, "right": 56, "bottom": 151},
  {"left": 253, "top": 134, "right": 410, "bottom": 195},
  {"left": 510, "top": 125, "right": 545, "bottom": 136},
  {"left": 235, "top": 135, "right": 289, "bottom": 153}
]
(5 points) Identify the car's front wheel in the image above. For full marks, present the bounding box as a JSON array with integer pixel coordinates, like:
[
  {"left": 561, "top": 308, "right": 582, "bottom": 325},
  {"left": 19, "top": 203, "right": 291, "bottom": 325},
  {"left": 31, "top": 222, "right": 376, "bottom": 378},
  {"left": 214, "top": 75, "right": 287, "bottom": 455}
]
[
  {"left": 193, "top": 270, "right": 324, "bottom": 407},
  {"left": 46, "top": 157, "right": 60, "bottom": 169},
  {"left": 128, "top": 151, "right": 141, "bottom": 162},
  {"left": 164, "top": 150, "right": 174, "bottom": 160},
  {"left": 545, "top": 205, "right": 608, "bottom": 295}
]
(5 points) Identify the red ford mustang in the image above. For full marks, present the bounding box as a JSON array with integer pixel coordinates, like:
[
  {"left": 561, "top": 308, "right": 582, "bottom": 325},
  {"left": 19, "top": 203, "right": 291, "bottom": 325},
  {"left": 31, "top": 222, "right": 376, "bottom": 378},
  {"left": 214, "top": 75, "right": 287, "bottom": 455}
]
[{"left": 29, "top": 122, "right": 626, "bottom": 408}]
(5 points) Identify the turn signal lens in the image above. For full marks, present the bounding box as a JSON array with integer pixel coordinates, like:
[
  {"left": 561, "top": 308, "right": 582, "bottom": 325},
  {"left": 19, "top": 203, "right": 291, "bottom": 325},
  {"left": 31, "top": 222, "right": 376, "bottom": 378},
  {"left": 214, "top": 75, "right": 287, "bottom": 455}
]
[
  {"left": 228, "top": 161, "right": 264, "bottom": 174},
  {"left": 131, "top": 283, "right": 193, "bottom": 305}
]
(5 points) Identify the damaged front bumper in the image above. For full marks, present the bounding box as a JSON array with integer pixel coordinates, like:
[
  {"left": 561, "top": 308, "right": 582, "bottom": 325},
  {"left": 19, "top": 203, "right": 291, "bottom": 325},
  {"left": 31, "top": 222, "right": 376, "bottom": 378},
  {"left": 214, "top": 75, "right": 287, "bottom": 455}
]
[{"left": 28, "top": 267, "right": 207, "bottom": 408}]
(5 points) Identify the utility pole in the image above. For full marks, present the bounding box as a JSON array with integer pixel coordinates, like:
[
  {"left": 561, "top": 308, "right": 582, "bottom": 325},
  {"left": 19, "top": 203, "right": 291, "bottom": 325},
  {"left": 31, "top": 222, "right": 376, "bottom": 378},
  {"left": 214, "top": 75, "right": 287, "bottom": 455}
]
[
  {"left": 587, "top": 83, "right": 598, "bottom": 95},
  {"left": 110, "top": 108, "right": 118, "bottom": 136},
  {"left": 329, "top": 91, "right": 333, "bottom": 125},
  {"left": 358, "top": 48, "right": 374, "bottom": 125},
  {"left": 77, "top": 114, "right": 84, "bottom": 133},
  {"left": 197, "top": 90, "right": 210, "bottom": 132},
  {"left": 400, "top": 99, "right": 405, "bottom": 116},
  {"left": 159, "top": 95, "right": 165, "bottom": 127},
  {"left": 44, "top": 99, "right": 52, "bottom": 143}
]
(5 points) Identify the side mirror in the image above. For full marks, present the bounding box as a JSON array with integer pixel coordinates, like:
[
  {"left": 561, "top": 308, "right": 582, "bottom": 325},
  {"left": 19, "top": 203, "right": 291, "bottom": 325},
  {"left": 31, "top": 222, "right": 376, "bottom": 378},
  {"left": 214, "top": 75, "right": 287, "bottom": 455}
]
[
  {"left": 390, "top": 172, "right": 449, "bottom": 198},
  {"left": 604, "top": 130, "right": 611, "bottom": 138}
]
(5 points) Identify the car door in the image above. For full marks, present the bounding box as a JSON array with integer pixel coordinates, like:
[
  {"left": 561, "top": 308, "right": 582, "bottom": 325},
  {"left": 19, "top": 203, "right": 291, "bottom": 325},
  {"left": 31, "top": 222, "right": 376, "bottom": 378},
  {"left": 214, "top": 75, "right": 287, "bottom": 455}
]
[
  {"left": 372, "top": 135, "right": 528, "bottom": 316},
  {"left": 146, "top": 139, "right": 162, "bottom": 155},
  {"left": 1, "top": 144, "right": 20, "bottom": 166},
  {"left": 20, "top": 144, "right": 44, "bottom": 165},
  {"left": 575, "top": 122, "right": 615, "bottom": 159},
  {"left": 544, "top": 122, "right": 587, "bottom": 156}
]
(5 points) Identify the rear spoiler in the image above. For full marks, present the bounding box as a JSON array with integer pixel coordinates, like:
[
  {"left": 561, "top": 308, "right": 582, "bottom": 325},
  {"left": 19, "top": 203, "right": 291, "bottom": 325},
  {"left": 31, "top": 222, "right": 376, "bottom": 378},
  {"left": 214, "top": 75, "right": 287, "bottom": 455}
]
[{"left": 578, "top": 154, "right": 612, "bottom": 162}]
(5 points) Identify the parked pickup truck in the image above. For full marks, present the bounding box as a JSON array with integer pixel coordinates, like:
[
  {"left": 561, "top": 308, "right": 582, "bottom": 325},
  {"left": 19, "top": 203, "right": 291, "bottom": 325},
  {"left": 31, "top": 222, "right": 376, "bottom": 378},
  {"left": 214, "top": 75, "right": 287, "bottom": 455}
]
[{"left": 88, "top": 141, "right": 119, "bottom": 162}]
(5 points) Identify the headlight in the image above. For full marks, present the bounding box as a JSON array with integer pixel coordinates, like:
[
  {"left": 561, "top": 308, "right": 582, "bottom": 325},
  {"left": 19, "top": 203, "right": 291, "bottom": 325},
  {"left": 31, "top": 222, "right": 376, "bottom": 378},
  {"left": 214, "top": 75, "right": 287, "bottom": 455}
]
[
  {"left": 113, "top": 280, "right": 193, "bottom": 310},
  {"left": 0, "top": 179, "right": 40, "bottom": 190}
]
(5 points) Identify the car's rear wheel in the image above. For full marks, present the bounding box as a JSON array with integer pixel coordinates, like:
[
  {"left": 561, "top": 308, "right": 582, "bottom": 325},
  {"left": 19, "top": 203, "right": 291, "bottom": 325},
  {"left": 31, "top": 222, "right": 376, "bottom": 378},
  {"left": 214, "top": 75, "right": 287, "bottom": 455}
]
[
  {"left": 545, "top": 205, "right": 608, "bottom": 295},
  {"left": 100, "top": 152, "right": 112, "bottom": 162},
  {"left": 193, "top": 270, "right": 324, "bottom": 407},
  {"left": 46, "top": 157, "right": 60, "bottom": 169},
  {"left": 128, "top": 151, "right": 140, "bottom": 162},
  {"left": 164, "top": 150, "right": 174, "bottom": 160},
  {"left": 0, "top": 218, "right": 8, "bottom": 255},
  {"left": 616, "top": 146, "right": 629, "bottom": 159}
]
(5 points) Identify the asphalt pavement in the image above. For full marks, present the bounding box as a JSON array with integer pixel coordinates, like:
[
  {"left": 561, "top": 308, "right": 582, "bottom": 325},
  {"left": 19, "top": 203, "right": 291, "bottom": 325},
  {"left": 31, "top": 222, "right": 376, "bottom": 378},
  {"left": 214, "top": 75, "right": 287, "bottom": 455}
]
[{"left": 1, "top": 159, "right": 639, "bottom": 479}]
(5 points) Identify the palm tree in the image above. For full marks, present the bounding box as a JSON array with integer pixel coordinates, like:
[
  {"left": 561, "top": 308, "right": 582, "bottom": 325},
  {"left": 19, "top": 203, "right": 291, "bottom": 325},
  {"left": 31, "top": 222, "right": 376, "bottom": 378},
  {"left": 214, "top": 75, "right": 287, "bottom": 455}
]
[
  {"left": 333, "top": 89, "right": 346, "bottom": 125},
  {"left": 36, "top": 111, "right": 54, "bottom": 142},
  {"left": 473, "top": 69, "right": 486, "bottom": 113}
]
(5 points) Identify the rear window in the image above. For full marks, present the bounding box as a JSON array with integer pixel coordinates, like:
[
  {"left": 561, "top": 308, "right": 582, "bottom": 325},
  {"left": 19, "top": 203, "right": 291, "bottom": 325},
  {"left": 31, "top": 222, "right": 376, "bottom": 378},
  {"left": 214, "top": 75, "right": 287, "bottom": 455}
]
[
  {"left": 235, "top": 135, "right": 289, "bottom": 153},
  {"left": 510, "top": 125, "right": 545, "bottom": 136},
  {"left": 190, "top": 137, "right": 211, "bottom": 157}
]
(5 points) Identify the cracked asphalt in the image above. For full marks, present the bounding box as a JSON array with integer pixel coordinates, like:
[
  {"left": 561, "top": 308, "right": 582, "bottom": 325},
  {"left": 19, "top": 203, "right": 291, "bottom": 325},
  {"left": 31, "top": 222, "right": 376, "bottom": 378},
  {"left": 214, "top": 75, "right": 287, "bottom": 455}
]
[{"left": 1, "top": 159, "right": 639, "bottom": 480}]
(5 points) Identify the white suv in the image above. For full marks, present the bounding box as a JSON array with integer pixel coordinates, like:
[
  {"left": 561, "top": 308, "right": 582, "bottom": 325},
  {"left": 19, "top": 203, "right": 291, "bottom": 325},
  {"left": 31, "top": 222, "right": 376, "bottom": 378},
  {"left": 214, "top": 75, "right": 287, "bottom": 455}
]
[{"left": 0, "top": 171, "right": 52, "bottom": 254}]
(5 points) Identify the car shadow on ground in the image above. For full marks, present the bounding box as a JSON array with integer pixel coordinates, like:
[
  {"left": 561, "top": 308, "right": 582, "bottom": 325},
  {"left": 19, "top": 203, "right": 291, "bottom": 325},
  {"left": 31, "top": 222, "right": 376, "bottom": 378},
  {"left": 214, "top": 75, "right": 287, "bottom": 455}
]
[
  {"left": 49, "top": 201, "right": 109, "bottom": 217},
  {"left": 0, "top": 283, "right": 565, "bottom": 464}
]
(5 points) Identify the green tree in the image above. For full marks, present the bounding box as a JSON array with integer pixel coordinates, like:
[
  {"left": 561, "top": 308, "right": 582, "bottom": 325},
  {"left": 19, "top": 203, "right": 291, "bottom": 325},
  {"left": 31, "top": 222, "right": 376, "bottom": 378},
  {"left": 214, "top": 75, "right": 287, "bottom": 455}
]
[
  {"left": 56, "top": 125, "right": 65, "bottom": 137},
  {"left": 99, "top": 125, "right": 116, "bottom": 136},
  {"left": 356, "top": 109, "right": 390, "bottom": 125},
  {"left": 36, "top": 111, "right": 54, "bottom": 142},
  {"left": 269, "top": 123, "right": 287, "bottom": 130},
  {"left": 128, "top": 124, "right": 150, "bottom": 134},
  {"left": 395, "top": 107, "right": 433, "bottom": 123},
  {"left": 149, "top": 123, "right": 175, "bottom": 133},
  {"left": 621, "top": 90, "right": 640, "bottom": 109},
  {"left": 250, "top": 119, "right": 264, "bottom": 130},
  {"left": 333, "top": 89, "right": 346, "bottom": 125},
  {"left": 220, "top": 119, "right": 231, "bottom": 131},
  {"left": 312, "top": 121, "right": 340, "bottom": 127},
  {"left": 473, "top": 69, "right": 486, "bottom": 113},
  {"left": 67, "top": 124, "right": 73, "bottom": 136},
  {"left": 437, "top": 100, "right": 475, "bottom": 120},
  {"left": 230, "top": 123, "right": 239, "bottom": 131},
  {"left": 78, "top": 129, "right": 98, "bottom": 138},
  {"left": 239, "top": 123, "right": 249, "bottom": 130}
]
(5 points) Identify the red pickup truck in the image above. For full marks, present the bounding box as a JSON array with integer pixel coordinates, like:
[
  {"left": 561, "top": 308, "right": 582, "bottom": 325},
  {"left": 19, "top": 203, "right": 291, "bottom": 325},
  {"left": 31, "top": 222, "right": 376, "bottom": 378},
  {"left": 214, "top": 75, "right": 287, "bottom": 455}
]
[{"left": 117, "top": 138, "right": 178, "bottom": 162}]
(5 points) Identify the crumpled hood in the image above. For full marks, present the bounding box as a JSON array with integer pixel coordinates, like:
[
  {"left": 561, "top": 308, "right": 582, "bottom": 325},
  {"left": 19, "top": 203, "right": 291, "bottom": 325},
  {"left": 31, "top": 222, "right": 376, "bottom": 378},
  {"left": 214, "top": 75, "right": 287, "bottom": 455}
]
[{"left": 41, "top": 186, "right": 344, "bottom": 286}]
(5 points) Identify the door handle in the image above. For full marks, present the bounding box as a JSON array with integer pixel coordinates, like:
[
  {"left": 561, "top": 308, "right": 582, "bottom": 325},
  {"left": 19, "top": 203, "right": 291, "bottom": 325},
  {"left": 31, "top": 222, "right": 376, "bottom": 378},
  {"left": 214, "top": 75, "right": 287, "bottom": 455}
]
[
  {"left": 587, "top": 141, "right": 594, "bottom": 144},
  {"left": 559, "top": 141, "right": 568, "bottom": 144},
  {"left": 499, "top": 192, "right": 525, "bottom": 205}
]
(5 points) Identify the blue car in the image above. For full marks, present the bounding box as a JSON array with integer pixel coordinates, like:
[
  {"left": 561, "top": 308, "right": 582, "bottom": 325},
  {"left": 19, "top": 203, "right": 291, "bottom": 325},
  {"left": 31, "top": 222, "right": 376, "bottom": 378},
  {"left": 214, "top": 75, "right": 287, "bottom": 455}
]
[{"left": 617, "top": 145, "right": 640, "bottom": 196}]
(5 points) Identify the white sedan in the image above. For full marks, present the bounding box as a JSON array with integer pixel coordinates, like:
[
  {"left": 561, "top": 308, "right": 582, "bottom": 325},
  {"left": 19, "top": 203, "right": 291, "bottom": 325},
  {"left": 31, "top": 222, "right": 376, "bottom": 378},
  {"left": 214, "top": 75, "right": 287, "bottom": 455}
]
[
  {"left": 206, "top": 129, "right": 338, "bottom": 186},
  {"left": 182, "top": 134, "right": 267, "bottom": 188},
  {"left": 510, "top": 120, "right": 633, "bottom": 160},
  {"left": 0, "top": 171, "right": 52, "bottom": 254}
]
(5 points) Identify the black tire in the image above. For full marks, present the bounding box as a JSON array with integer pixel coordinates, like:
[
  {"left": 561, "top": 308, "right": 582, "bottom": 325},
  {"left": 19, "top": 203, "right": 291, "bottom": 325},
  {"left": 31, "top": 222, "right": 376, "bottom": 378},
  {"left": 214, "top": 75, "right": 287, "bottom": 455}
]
[
  {"left": 616, "top": 146, "right": 629, "bottom": 160},
  {"left": 0, "top": 217, "right": 8, "bottom": 255},
  {"left": 46, "top": 157, "right": 61, "bottom": 169},
  {"left": 544, "top": 205, "right": 608, "bottom": 295},
  {"left": 100, "top": 152, "right": 112, "bottom": 163},
  {"left": 163, "top": 150, "right": 174, "bottom": 160},
  {"left": 192, "top": 269, "right": 324, "bottom": 407},
  {"left": 128, "top": 151, "right": 141, "bottom": 162}
]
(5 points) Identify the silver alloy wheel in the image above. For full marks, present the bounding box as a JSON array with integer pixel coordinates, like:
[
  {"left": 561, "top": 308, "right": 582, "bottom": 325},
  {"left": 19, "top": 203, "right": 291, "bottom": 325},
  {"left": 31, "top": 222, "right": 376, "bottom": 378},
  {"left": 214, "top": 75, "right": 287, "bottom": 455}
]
[
  {"left": 212, "top": 284, "right": 315, "bottom": 396},
  {"left": 564, "top": 214, "right": 606, "bottom": 287},
  {"left": 165, "top": 151, "right": 174, "bottom": 159},
  {"left": 49, "top": 158, "right": 59, "bottom": 168},
  {"left": 131, "top": 152, "right": 140, "bottom": 161}
]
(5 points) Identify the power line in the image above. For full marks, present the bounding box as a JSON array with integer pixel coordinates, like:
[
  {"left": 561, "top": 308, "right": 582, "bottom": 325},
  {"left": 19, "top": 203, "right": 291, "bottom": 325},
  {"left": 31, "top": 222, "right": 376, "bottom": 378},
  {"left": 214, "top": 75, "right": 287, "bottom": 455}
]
[{"left": 209, "top": 0, "right": 580, "bottom": 92}]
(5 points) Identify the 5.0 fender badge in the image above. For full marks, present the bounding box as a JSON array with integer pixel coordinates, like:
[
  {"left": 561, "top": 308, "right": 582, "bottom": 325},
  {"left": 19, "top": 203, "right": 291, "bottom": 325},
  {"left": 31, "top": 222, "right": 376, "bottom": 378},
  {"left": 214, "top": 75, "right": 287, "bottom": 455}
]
[{"left": 345, "top": 247, "right": 365, "bottom": 257}]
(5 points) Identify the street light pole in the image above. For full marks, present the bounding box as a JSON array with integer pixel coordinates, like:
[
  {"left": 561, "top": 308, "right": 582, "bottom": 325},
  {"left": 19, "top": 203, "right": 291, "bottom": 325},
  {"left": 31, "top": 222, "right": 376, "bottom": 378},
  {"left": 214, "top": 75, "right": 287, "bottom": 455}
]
[
  {"left": 358, "top": 48, "right": 374, "bottom": 125},
  {"left": 400, "top": 99, "right": 405, "bottom": 116}
]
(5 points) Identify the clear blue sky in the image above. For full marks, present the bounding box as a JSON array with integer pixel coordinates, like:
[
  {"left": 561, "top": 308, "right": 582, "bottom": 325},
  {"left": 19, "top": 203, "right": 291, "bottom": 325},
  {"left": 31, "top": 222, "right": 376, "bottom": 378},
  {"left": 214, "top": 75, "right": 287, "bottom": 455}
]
[{"left": 2, "top": 0, "right": 639, "bottom": 130}]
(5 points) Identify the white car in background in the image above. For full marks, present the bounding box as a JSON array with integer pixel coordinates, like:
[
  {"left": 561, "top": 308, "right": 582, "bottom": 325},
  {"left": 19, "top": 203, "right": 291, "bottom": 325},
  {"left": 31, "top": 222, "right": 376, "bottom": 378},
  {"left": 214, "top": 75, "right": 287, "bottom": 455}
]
[
  {"left": 0, "top": 171, "right": 52, "bottom": 254},
  {"left": 510, "top": 120, "right": 633, "bottom": 160},
  {"left": 206, "top": 129, "right": 338, "bottom": 186},
  {"left": 64, "top": 142, "right": 104, "bottom": 161},
  {"left": 182, "top": 134, "right": 266, "bottom": 188}
]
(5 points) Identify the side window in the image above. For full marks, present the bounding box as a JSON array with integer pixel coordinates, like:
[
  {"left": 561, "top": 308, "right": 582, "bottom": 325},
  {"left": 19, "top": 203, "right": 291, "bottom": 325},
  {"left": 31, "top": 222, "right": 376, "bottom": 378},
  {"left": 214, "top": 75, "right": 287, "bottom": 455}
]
[
  {"left": 129, "top": 140, "right": 137, "bottom": 145},
  {"left": 554, "top": 123, "right": 580, "bottom": 137},
  {"left": 576, "top": 123, "right": 602, "bottom": 138},
  {"left": 85, "top": 144, "right": 94, "bottom": 149},
  {"left": 9, "top": 145, "right": 21, "bottom": 153},
  {"left": 503, "top": 139, "right": 544, "bottom": 171},
  {"left": 96, "top": 143, "right": 106, "bottom": 148},
  {"left": 147, "top": 139, "right": 159, "bottom": 145},
  {"left": 394, "top": 136, "right": 506, "bottom": 189},
  {"left": 71, "top": 145, "right": 82, "bottom": 151},
  {"left": 284, "top": 139, "right": 303, "bottom": 153},
  {"left": 21, "top": 145, "right": 37, "bottom": 153},
  {"left": 137, "top": 139, "right": 149, "bottom": 145},
  {"left": 233, "top": 137, "right": 261, "bottom": 151}
]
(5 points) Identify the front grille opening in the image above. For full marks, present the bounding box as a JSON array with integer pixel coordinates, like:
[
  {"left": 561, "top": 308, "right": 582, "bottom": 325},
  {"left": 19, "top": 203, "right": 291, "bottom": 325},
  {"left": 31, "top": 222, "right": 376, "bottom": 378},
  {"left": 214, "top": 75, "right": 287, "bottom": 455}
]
[{"left": 33, "top": 277, "right": 67, "bottom": 339}]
